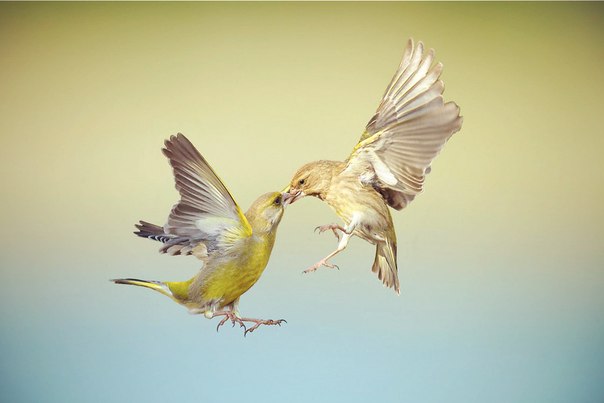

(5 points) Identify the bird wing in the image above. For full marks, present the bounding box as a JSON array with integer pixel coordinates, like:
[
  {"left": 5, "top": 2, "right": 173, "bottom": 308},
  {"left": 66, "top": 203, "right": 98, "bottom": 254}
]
[
  {"left": 345, "top": 39, "right": 462, "bottom": 210},
  {"left": 160, "top": 133, "right": 252, "bottom": 257}
]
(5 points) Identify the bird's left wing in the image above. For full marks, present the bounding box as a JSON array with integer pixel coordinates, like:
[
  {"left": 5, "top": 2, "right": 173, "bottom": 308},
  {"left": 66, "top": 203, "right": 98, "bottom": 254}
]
[
  {"left": 345, "top": 39, "right": 462, "bottom": 210},
  {"left": 161, "top": 133, "right": 252, "bottom": 255}
]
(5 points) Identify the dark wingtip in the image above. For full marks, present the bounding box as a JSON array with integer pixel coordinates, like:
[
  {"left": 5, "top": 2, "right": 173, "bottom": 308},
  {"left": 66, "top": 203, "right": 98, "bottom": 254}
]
[{"left": 111, "top": 278, "right": 144, "bottom": 285}]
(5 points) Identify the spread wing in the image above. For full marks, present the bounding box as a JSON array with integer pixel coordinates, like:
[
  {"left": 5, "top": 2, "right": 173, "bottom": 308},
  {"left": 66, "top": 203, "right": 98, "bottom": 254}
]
[
  {"left": 345, "top": 39, "right": 463, "bottom": 210},
  {"left": 157, "top": 133, "right": 252, "bottom": 258}
]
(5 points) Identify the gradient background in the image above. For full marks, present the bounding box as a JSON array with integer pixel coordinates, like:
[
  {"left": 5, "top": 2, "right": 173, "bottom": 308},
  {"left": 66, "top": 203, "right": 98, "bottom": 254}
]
[{"left": 1, "top": 2, "right": 603, "bottom": 402}]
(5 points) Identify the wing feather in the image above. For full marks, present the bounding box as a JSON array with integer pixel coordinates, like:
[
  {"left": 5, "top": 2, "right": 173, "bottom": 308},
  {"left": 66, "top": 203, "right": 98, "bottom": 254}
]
[
  {"left": 347, "top": 39, "right": 462, "bottom": 210},
  {"left": 160, "top": 133, "right": 252, "bottom": 256}
]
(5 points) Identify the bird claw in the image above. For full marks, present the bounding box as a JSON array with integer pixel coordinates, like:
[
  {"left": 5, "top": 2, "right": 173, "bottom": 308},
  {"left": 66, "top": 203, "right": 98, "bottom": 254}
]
[
  {"left": 324, "top": 261, "right": 339, "bottom": 270},
  {"left": 302, "top": 265, "right": 318, "bottom": 274},
  {"left": 243, "top": 319, "right": 287, "bottom": 337},
  {"left": 216, "top": 316, "right": 229, "bottom": 332},
  {"left": 314, "top": 224, "right": 342, "bottom": 240},
  {"left": 215, "top": 312, "right": 246, "bottom": 332},
  {"left": 214, "top": 312, "right": 285, "bottom": 336},
  {"left": 303, "top": 258, "right": 339, "bottom": 274}
]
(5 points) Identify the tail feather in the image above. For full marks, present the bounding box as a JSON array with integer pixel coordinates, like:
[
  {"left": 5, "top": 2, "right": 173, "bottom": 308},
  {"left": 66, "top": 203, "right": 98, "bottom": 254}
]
[
  {"left": 134, "top": 221, "right": 173, "bottom": 243},
  {"left": 371, "top": 239, "right": 400, "bottom": 294},
  {"left": 111, "top": 278, "right": 173, "bottom": 298},
  {"left": 134, "top": 220, "right": 206, "bottom": 258}
]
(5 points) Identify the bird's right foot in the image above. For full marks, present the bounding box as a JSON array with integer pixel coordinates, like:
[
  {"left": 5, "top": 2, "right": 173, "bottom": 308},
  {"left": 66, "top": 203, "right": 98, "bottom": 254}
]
[
  {"left": 240, "top": 318, "right": 287, "bottom": 337},
  {"left": 303, "top": 258, "right": 339, "bottom": 274}
]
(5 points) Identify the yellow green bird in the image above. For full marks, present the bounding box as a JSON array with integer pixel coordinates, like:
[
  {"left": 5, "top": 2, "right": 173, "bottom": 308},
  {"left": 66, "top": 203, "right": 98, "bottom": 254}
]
[
  {"left": 113, "top": 133, "right": 289, "bottom": 335},
  {"left": 285, "top": 39, "right": 463, "bottom": 294}
]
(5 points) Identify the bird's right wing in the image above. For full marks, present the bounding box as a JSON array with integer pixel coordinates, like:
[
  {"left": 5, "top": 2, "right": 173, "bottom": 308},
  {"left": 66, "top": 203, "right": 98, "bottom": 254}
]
[
  {"left": 159, "top": 133, "right": 252, "bottom": 257},
  {"left": 345, "top": 39, "right": 462, "bottom": 210}
]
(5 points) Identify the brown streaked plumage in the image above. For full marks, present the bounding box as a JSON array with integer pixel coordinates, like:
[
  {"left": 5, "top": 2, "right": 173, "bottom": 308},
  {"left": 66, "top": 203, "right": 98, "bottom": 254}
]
[{"left": 285, "top": 39, "right": 463, "bottom": 294}]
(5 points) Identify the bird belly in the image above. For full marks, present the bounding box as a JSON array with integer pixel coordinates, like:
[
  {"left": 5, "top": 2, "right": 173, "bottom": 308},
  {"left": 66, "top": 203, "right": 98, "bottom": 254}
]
[
  {"left": 326, "top": 179, "right": 392, "bottom": 244},
  {"left": 198, "top": 239, "right": 272, "bottom": 309}
]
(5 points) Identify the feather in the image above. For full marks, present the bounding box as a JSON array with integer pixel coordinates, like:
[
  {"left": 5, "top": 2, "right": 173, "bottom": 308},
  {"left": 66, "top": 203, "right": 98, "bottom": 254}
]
[
  {"left": 346, "top": 39, "right": 462, "bottom": 210},
  {"left": 135, "top": 134, "right": 253, "bottom": 261}
]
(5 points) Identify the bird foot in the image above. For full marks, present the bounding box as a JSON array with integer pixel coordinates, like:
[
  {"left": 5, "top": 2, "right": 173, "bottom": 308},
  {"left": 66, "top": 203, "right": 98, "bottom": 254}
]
[
  {"left": 214, "top": 311, "right": 247, "bottom": 332},
  {"left": 239, "top": 317, "right": 287, "bottom": 337},
  {"left": 303, "top": 258, "right": 339, "bottom": 274},
  {"left": 314, "top": 223, "right": 345, "bottom": 240},
  {"left": 213, "top": 311, "right": 286, "bottom": 335}
]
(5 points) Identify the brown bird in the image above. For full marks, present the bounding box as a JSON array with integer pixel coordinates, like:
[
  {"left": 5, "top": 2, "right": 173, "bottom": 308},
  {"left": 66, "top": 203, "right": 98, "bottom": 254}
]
[{"left": 285, "top": 39, "right": 462, "bottom": 294}]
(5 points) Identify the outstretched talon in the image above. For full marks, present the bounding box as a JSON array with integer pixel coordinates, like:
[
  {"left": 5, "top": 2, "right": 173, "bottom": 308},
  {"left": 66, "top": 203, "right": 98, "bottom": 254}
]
[
  {"left": 303, "top": 258, "right": 339, "bottom": 274},
  {"left": 241, "top": 318, "right": 287, "bottom": 337},
  {"left": 314, "top": 223, "right": 346, "bottom": 240},
  {"left": 213, "top": 311, "right": 287, "bottom": 335},
  {"left": 214, "top": 311, "right": 246, "bottom": 332}
]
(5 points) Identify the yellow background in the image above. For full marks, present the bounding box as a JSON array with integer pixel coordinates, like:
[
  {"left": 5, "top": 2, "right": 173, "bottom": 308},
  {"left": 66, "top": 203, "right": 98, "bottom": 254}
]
[{"left": 1, "top": 3, "right": 603, "bottom": 402}]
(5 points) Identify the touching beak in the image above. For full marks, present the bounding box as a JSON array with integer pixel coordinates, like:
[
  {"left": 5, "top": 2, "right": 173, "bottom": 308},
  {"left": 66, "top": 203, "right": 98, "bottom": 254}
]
[
  {"left": 281, "top": 192, "right": 293, "bottom": 207},
  {"left": 281, "top": 185, "right": 304, "bottom": 206},
  {"left": 286, "top": 190, "right": 304, "bottom": 206}
]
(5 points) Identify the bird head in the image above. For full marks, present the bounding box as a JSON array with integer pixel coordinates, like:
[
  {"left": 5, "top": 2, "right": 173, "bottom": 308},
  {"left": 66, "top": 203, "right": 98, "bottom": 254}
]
[
  {"left": 284, "top": 160, "right": 338, "bottom": 204},
  {"left": 246, "top": 191, "right": 289, "bottom": 234}
]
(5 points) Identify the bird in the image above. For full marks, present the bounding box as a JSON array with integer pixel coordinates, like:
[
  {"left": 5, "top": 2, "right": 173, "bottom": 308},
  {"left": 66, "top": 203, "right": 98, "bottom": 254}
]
[
  {"left": 112, "top": 133, "right": 289, "bottom": 335},
  {"left": 284, "top": 38, "right": 463, "bottom": 294}
]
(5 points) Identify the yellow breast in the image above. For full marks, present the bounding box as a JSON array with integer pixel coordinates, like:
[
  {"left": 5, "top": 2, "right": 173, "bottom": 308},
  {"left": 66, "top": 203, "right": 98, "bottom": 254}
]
[{"left": 200, "top": 233, "right": 276, "bottom": 307}]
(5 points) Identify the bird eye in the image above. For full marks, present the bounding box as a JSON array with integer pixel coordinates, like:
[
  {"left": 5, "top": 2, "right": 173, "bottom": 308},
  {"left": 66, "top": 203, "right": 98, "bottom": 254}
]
[
  {"left": 298, "top": 179, "right": 305, "bottom": 185},
  {"left": 274, "top": 196, "right": 281, "bottom": 205}
]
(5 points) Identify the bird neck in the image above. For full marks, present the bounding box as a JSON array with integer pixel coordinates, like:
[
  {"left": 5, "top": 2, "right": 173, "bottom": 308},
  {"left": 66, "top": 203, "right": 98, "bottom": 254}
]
[
  {"left": 250, "top": 220, "right": 278, "bottom": 241},
  {"left": 246, "top": 223, "right": 277, "bottom": 260},
  {"left": 244, "top": 211, "right": 280, "bottom": 244}
]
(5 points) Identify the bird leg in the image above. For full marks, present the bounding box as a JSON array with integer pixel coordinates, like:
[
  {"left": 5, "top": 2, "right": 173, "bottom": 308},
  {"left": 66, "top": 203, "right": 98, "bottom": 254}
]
[
  {"left": 305, "top": 219, "right": 358, "bottom": 274},
  {"left": 303, "top": 231, "right": 352, "bottom": 274},
  {"left": 238, "top": 317, "right": 287, "bottom": 337},
  {"left": 212, "top": 310, "right": 247, "bottom": 332}
]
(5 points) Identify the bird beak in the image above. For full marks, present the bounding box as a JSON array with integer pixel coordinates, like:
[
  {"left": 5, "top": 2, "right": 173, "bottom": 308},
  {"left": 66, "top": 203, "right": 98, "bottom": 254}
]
[
  {"left": 281, "top": 192, "right": 293, "bottom": 207},
  {"left": 280, "top": 185, "right": 304, "bottom": 206},
  {"left": 286, "top": 190, "right": 304, "bottom": 205}
]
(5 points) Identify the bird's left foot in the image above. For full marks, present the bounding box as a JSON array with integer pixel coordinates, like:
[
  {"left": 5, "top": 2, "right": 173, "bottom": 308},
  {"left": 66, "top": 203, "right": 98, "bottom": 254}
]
[
  {"left": 239, "top": 317, "right": 287, "bottom": 336},
  {"left": 303, "top": 258, "right": 339, "bottom": 274},
  {"left": 214, "top": 311, "right": 246, "bottom": 332},
  {"left": 314, "top": 223, "right": 345, "bottom": 240}
]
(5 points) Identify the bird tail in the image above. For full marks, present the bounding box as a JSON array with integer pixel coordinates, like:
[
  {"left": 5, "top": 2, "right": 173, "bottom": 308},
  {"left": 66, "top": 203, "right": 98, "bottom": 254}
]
[
  {"left": 134, "top": 221, "right": 174, "bottom": 243},
  {"left": 134, "top": 220, "right": 204, "bottom": 257},
  {"left": 372, "top": 237, "right": 400, "bottom": 294},
  {"left": 111, "top": 278, "right": 174, "bottom": 298}
]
